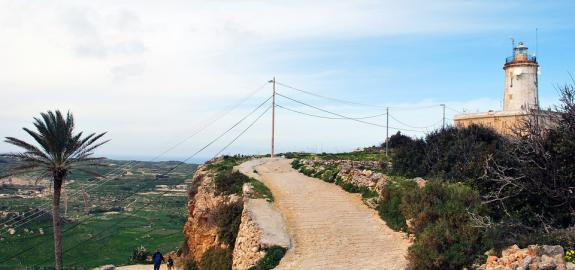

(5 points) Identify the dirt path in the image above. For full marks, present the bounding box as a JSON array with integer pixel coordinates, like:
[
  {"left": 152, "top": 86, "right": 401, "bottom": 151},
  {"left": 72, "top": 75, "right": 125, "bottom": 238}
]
[{"left": 238, "top": 158, "right": 410, "bottom": 270}]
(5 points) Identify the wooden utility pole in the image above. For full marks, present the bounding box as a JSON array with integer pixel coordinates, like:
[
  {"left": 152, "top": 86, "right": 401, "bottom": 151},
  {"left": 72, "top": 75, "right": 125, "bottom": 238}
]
[
  {"left": 271, "top": 77, "right": 276, "bottom": 158},
  {"left": 385, "top": 107, "right": 389, "bottom": 157}
]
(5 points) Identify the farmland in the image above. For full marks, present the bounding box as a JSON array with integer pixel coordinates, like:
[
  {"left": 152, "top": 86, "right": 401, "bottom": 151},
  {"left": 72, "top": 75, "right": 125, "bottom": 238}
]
[{"left": 0, "top": 157, "right": 197, "bottom": 269}]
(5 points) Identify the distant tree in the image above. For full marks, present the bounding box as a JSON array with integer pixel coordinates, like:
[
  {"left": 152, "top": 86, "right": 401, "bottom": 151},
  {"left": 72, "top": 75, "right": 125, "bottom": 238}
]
[{"left": 2, "top": 110, "right": 108, "bottom": 270}]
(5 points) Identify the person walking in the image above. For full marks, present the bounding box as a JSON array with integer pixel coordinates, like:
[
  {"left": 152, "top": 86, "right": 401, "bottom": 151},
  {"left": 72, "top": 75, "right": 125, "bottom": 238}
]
[
  {"left": 166, "top": 256, "right": 174, "bottom": 270},
  {"left": 152, "top": 249, "right": 164, "bottom": 270}
]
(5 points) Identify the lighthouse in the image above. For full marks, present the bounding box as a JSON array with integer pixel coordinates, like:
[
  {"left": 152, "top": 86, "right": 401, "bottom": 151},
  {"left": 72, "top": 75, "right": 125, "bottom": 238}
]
[
  {"left": 454, "top": 40, "right": 554, "bottom": 135},
  {"left": 502, "top": 42, "right": 539, "bottom": 111}
]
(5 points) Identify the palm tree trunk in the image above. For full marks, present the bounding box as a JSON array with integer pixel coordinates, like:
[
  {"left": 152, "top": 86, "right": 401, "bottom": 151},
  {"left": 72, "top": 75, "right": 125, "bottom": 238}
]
[{"left": 52, "top": 177, "right": 63, "bottom": 270}]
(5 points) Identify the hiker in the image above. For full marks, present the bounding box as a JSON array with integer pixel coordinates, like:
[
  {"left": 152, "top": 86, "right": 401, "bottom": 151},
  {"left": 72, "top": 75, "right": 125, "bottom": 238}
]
[
  {"left": 152, "top": 249, "right": 164, "bottom": 270},
  {"left": 166, "top": 255, "right": 174, "bottom": 270}
]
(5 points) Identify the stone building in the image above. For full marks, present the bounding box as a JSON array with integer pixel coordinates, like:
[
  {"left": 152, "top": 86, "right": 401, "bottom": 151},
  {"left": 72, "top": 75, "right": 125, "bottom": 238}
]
[{"left": 454, "top": 42, "right": 555, "bottom": 134}]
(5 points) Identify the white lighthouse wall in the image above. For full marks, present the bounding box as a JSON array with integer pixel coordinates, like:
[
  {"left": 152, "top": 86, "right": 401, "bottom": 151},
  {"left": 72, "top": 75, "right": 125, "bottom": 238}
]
[{"left": 503, "top": 65, "right": 538, "bottom": 111}]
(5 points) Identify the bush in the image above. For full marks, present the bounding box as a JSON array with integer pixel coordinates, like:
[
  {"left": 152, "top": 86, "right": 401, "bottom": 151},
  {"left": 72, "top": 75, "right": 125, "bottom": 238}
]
[
  {"left": 248, "top": 246, "right": 287, "bottom": 270},
  {"left": 213, "top": 202, "right": 243, "bottom": 247},
  {"left": 402, "top": 181, "right": 484, "bottom": 270},
  {"left": 392, "top": 138, "right": 427, "bottom": 178},
  {"left": 291, "top": 159, "right": 302, "bottom": 170},
  {"left": 377, "top": 177, "right": 417, "bottom": 231},
  {"left": 199, "top": 247, "right": 232, "bottom": 270},
  {"left": 214, "top": 170, "right": 250, "bottom": 195}
]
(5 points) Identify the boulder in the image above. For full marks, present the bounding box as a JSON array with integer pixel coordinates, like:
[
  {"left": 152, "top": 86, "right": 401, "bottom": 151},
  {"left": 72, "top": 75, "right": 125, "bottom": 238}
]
[
  {"left": 539, "top": 254, "right": 557, "bottom": 270},
  {"left": 542, "top": 245, "right": 564, "bottom": 257}
]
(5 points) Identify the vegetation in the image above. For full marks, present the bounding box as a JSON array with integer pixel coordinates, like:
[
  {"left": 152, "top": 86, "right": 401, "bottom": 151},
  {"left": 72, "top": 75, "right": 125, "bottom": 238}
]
[
  {"left": 248, "top": 246, "right": 287, "bottom": 270},
  {"left": 199, "top": 247, "right": 232, "bottom": 270},
  {"left": 403, "top": 181, "right": 484, "bottom": 269},
  {"left": 214, "top": 202, "right": 244, "bottom": 247},
  {"left": 376, "top": 177, "right": 417, "bottom": 231},
  {"left": 2, "top": 110, "right": 109, "bottom": 270}
]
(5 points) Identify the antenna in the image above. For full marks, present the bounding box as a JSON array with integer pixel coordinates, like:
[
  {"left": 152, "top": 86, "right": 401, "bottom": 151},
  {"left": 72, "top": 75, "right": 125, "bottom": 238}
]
[{"left": 510, "top": 36, "right": 515, "bottom": 54}]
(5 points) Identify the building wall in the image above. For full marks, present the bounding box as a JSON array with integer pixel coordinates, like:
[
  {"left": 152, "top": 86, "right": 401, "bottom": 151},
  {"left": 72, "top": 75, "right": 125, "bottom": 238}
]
[
  {"left": 454, "top": 111, "right": 557, "bottom": 135},
  {"left": 503, "top": 62, "right": 538, "bottom": 111},
  {"left": 454, "top": 114, "right": 526, "bottom": 135}
]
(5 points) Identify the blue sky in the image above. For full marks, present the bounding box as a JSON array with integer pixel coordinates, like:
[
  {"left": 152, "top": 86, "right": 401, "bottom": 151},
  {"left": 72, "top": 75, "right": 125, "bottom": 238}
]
[{"left": 1, "top": 0, "right": 574, "bottom": 162}]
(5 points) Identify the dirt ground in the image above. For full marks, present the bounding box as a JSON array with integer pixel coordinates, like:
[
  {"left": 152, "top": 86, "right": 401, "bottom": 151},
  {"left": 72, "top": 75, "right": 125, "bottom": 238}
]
[{"left": 238, "top": 158, "right": 410, "bottom": 270}]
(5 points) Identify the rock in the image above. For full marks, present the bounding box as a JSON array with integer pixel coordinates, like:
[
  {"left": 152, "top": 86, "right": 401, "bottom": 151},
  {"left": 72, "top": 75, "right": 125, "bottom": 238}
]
[
  {"left": 242, "top": 183, "right": 254, "bottom": 198},
  {"left": 542, "top": 245, "right": 564, "bottom": 257},
  {"left": 487, "top": 255, "right": 498, "bottom": 265},
  {"left": 528, "top": 245, "right": 542, "bottom": 257},
  {"left": 502, "top": 244, "right": 520, "bottom": 257},
  {"left": 539, "top": 254, "right": 557, "bottom": 270},
  {"left": 566, "top": 262, "right": 575, "bottom": 270},
  {"left": 521, "top": 256, "right": 534, "bottom": 270},
  {"left": 8, "top": 228, "right": 15, "bottom": 235}
]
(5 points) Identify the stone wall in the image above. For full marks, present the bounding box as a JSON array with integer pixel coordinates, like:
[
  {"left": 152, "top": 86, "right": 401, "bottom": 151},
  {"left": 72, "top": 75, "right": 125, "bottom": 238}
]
[{"left": 232, "top": 198, "right": 290, "bottom": 270}]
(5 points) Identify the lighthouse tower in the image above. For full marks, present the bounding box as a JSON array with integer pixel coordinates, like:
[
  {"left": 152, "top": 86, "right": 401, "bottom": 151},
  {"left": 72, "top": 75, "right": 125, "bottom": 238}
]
[{"left": 503, "top": 42, "right": 539, "bottom": 111}]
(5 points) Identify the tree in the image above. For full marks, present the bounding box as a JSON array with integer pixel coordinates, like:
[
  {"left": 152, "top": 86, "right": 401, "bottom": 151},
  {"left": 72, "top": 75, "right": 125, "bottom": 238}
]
[{"left": 2, "top": 110, "right": 108, "bottom": 270}]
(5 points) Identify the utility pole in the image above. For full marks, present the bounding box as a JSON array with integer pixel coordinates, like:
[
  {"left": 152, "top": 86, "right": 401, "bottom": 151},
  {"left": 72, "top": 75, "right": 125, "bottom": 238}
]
[
  {"left": 385, "top": 107, "right": 389, "bottom": 157},
  {"left": 271, "top": 77, "right": 276, "bottom": 158},
  {"left": 440, "top": 104, "right": 446, "bottom": 129}
]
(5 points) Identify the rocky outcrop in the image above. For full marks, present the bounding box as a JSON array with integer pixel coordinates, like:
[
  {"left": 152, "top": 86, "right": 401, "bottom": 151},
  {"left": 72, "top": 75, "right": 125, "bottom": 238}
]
[
  {"left": 183, "top": 160, "right": 290, "bottom": 269},
  {"left": 183, "top": 164, "right": 241, "bottom": 263},
  {"left": 232, "top": 198, "right": 290, "bottom": 270},
  {"left": 478, "top": 244, "right": 573, "bottom": 270}
]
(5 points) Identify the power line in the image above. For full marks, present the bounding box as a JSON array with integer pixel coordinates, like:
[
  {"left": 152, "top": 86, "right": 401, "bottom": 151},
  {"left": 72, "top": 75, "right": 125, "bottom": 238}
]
[
  {"left": 388, "top": 114, "right": 443, "bottom": 130},
  {"left": 276, "top": 81, "right": 445, "bottom": 111},
  {"left": 214, "top": 105, "right": 272, "bottom": 157},
  {"left": 275, "top": 92, "right": 426, "bottom": 133},
  {"left": 276, "top": 104, "right": 387, "bottom": 120}
]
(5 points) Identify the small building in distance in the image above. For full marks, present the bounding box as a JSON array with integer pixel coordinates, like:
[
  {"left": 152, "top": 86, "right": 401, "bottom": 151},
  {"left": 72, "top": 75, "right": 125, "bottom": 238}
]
[{"left": 454, "top": 41, "right": 555, "bottom": 134}]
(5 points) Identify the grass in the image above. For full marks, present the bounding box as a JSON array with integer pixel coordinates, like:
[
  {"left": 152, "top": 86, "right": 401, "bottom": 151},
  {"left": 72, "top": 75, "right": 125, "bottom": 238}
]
[{"left": 210, "top": 156, "right": 274, "bottom": 202}]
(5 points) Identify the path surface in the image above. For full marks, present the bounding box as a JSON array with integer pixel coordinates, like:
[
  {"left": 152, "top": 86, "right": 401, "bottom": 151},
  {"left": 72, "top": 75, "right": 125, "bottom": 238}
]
[{"left": 238, "top": 158, "right": 410, "bottom": 270}]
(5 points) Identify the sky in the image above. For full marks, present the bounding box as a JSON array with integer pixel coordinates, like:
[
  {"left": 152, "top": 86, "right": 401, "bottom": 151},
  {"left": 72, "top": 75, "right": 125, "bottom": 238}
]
[{"left": 1, "top": 0, "right": 575, "bottom": 162}]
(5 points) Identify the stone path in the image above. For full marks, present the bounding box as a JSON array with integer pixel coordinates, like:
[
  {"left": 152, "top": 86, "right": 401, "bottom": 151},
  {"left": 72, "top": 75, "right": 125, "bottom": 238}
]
[{"left": 238, "top": 158, "right": 410, "bottom": 270}]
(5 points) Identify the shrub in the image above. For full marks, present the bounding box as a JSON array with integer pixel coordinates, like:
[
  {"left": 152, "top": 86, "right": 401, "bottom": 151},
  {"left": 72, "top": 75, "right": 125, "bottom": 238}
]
[
  {"left": 402, "top": 181, "right": 484, "bottom": 270},
  {"left": 214, "top": 171, "right": 250, "bottom": 195},
  {"left": 199, "top": 247, "right": 232, "bottom": 270},
  {"left": 377, "top": 177, "right": 417, "bottom": 231},
  {"left": 248, "top": 246, "right": 287, "bottom": 270},
  {"left": 290, "top": 159, "right": 302, "bottom": 170},
  {"left": 392, "top": 138, "right": 427, "bottom": 178},
  {"left": 213, "top": 202, "right": 244, "bottom": 247}
]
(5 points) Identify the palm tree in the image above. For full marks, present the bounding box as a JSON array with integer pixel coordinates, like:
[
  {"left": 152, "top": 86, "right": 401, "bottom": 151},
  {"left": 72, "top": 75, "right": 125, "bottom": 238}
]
[{"left": 2, "top": 110, "right": 108, "bottom": 270}]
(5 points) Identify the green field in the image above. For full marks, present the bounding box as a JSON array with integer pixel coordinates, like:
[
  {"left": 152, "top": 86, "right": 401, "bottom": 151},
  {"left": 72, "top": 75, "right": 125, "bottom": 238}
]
[{"left": 0, "top": 158, "right": 197, "bottom": 269}]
